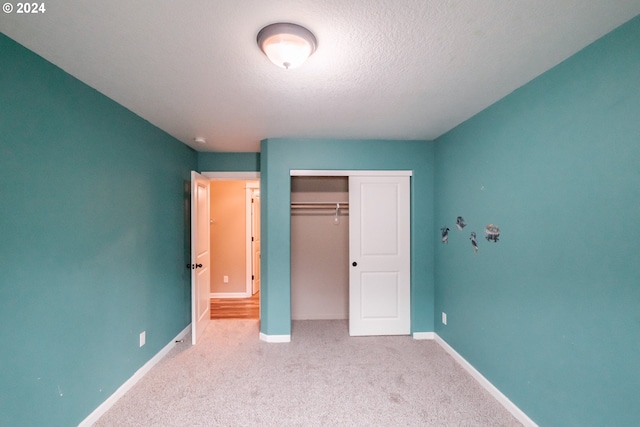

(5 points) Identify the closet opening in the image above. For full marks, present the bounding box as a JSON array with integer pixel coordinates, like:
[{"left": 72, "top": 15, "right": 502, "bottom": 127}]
[
  {"left": 290, "top": 176, "right": 349, "bottom": 323},
  {"left": 289, "top": 170, "right": 412, "bottom": 338}
]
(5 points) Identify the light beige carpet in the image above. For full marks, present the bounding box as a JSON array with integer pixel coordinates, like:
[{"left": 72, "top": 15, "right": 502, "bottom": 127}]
[{"left": 94, "top": 320, "right": 522, "bottom": 426}]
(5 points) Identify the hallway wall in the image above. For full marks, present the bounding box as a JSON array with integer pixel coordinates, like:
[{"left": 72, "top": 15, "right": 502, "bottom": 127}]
[{"left": 209, "top": 180, "right": 247, "bottom": 294}]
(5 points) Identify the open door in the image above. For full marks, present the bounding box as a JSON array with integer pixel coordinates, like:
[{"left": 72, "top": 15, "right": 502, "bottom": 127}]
[
  {"left": 191, "top": 171, "right": 211, "bottom": 345},
  {"left": 349, "top": 175, "right": 411, "bottom": 336}
]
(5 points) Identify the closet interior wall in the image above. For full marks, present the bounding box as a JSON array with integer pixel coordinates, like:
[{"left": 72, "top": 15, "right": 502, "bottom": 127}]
[{"left": 291, "top": 176, "right": 349, "bottom": 320}]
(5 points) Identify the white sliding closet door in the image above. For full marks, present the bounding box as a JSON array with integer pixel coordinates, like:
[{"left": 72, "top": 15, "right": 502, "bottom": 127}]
[{"left": 349, "top": 175, "right": 410, "bottom": 336}]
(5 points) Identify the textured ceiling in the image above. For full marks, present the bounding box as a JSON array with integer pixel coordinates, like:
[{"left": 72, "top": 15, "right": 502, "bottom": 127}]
[{"left": 2, "top": 1, "right": 639, "bottom": 152}]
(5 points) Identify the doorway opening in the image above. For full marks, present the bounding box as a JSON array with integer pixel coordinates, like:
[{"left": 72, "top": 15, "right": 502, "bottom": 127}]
[{"left": 202, "top": 172, "right": 260, "bottom": 320}]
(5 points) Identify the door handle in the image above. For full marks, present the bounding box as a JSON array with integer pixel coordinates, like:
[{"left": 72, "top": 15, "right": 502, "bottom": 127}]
[
  {"left": 186, "top": 263, "right": 204, "bottom": 269},
  {"left": 352, "top": 262, "right": 357, "bottom": 267}
]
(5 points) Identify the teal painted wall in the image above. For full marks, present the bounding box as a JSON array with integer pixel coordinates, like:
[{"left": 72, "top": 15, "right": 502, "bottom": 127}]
[
  {"left": 259, "top": 139, "right": 435, "bottom": 336},
  {"left": 198, "top": 152, "right": 260, "bottom": 172},
  {"left": 0, "top": 34, "right": 197, "bottom": 426},
  {"left": 434, "top": 15, "right": 640, "bottom": 427}
]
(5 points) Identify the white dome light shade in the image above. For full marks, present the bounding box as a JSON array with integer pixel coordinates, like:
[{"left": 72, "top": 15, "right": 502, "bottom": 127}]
[{"left": 257, "top": 23, "right": 317, "bottom": 69}]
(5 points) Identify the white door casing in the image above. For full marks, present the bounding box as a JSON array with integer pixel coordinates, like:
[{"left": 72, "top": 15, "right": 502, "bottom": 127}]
[
  {"left": 252, "top": 189, "right": 261, "bottom": 295},
  {"left": 349, "top": 175, "right": 411, "bottom": 336},
  {"left": 191, "top": 171, "right": 211, "bottom": 345}
]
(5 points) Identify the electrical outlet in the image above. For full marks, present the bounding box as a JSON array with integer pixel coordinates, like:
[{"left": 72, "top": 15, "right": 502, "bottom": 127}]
[
  {"left": 139, "top": 331, "right": 146, "bottom": 347},
  {"left": 223, "top": 276, "right": 229, "bottom": 283},
  {"left": 442, "top": 312, "right": 447, "bottom": 326}
]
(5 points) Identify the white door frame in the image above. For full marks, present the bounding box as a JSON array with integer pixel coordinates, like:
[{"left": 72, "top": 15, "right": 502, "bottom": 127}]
[
  {"left": 290, "top": 170, "right": 412, "bottom": 177},
  {"left": 202, "top": 172, "right": 260, "bottom": 180},
  {"left": 246, "top": 181, "right": 260, "bottom": 296}
]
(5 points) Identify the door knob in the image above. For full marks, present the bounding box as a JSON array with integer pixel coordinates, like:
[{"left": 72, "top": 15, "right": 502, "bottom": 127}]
[
  {"left": 352, "top": 262, "right": 357, "bottom": 267},
  {"left": 186, "top": 263, "right": 204, "bottom": 269}
]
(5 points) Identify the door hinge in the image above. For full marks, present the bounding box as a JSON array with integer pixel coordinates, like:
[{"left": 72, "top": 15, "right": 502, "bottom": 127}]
[
  {"left": 252, "top": 275, "right": 254, "bottom": 280},
  {"left": 251, "top": 236, "right": 254, "bottom": 242}
]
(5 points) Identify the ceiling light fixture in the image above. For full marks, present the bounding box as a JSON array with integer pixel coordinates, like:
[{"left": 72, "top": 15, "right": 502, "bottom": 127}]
[{"left": 257, "top": 23, "right": 317, "bottom": 70}]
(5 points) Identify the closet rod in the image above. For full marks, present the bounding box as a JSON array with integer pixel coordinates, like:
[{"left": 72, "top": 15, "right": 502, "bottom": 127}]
[{"left": 290, "top": 202, "right": 349, "bottom": 209}]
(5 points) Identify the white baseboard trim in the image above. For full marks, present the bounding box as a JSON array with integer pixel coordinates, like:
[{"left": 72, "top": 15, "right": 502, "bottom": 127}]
[
  {"left": 434, "top": 334, "right": 538, "bottom": 427},
  {"left": 210, "top": 292, "right": 251, "bottom": 298},
  {"left": 78, "top": 324, "right": 191, "bottom": 427},
  {"left": 259, "top": 332, "right": 291, "bottom": 343},
  {"left": 412, "top": 332, "right": 435, "bottom": 340}
]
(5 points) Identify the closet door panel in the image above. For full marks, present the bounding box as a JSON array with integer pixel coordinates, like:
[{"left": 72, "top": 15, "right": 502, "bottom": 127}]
[{"left": 349, "top": 176, "right": 410, "bottom": 336}]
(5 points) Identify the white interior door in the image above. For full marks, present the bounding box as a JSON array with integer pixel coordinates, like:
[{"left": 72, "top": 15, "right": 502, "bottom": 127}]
[
  {"left": 191, "top": 171, "right": 211, "bottom": 345},
  {"left": 252, "top": 189, "right": 261, "bottom": 295},
  {"left": 349, "top": 175, "right": 410, "bottom": 336}
]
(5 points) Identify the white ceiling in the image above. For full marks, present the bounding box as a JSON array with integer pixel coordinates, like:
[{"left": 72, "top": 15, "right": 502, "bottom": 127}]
[{"left": 2, "top": 1, "right": 639, "bottom": 152}]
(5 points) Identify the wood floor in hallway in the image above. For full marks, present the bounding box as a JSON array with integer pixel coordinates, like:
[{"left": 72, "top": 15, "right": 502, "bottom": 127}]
[{"left": 210, "top": 292, "right": 259, "bottom": 319}]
